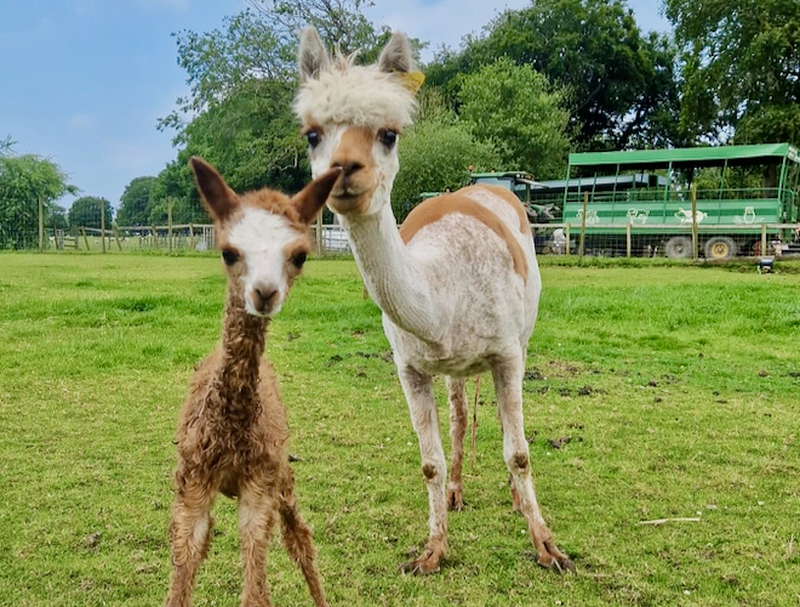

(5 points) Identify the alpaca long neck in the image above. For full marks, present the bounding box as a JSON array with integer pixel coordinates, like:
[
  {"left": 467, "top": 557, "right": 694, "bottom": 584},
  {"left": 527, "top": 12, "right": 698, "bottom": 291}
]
[
  {"left": 215, "top": 288, "right": 268, "bottom": 413},
  {"left": 341, "top": 204, "right": 439, "bottom": 342}
]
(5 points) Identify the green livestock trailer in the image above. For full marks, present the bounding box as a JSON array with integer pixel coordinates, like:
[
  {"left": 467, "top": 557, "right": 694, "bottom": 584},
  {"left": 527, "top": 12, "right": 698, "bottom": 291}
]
[{"left": 562, "top": 144, "right": 800, "bottom": 258}]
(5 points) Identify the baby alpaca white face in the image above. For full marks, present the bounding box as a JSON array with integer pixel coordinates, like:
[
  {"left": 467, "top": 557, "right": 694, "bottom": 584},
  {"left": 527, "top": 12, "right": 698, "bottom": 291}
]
[{"left": 221, "top": 207, "right": 308, "bottom": 318}]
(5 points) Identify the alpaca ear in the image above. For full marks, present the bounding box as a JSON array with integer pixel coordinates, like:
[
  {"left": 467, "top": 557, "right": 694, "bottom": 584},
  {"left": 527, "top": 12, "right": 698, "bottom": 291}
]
[
  {"left": 189, "top": 156, "right": 238, "bottom": 222},
  {"left": 378, "top": 31, "right": 414, "bottom": 74},
  {"left": 298, "top": 27, "right": 330, "bottom": 82},
  {"left": 291, "top": 167, "right": 342, "bottom": 224}
]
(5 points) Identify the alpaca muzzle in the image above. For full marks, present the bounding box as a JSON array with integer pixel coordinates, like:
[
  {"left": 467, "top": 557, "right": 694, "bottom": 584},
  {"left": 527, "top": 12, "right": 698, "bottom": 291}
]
[{"left": 249, "top": 283, "right": 280, "bottom": 317}]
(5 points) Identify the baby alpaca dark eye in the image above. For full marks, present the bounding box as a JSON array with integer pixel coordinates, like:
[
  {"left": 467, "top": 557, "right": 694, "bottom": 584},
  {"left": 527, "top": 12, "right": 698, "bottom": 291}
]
[
  {"left": 305, "top": 130, "right": 321, "bottom": 150},
  {"left": 221, "top": 248, "right": 239, "bottom": 266},
  {"left": 379, "top": 129, "right": 398, "bottom": 149},
  {"left": 291, "top": 252, "right": 307, "bottom": 268}
]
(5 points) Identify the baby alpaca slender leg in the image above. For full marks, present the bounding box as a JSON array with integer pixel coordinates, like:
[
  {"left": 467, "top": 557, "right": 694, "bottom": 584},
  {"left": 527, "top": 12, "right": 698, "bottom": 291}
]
[
  {"left": 445, "top": 376, "right": 467, "bottom": 511},
  {"left": 491, "top": 352, "right": 574, "bottom": 573},
  {"left": 398, "top": 365, "right": 448, "bottom": 575},
  {"left": 165, "top": 482, "right": 214, "bottom": 607},
  {"left": 277, "top": 474, "right": 329, "bottom": 607},
  {"left": 237, "top": 485, "right": 275, "bottom": 607}
]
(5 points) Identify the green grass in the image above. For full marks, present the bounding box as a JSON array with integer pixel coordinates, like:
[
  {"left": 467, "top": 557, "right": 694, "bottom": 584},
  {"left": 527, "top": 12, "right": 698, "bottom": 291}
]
[{"left": 1, "top": 253, "right": 799, "bottom": 606}]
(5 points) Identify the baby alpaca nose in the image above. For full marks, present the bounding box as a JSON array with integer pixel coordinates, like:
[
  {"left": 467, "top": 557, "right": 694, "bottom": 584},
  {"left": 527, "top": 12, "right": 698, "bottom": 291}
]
[{"left": 251, "top": 283, "right": 279, "bottom": 315}]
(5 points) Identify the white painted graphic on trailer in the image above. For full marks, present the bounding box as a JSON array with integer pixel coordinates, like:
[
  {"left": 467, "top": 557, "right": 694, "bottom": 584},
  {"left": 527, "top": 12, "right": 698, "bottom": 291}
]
[
  {"left": 734, "top": 206, "right": 762, "bottom": 225},
  {"left": 576, "top": 209, "right": 599, "bottom": 225},
  {"left": 626, "top": 208, "right": 650, "bottom": 224},
  {"left": 675, "top": 208, "right": 708, "bottom": 224}
]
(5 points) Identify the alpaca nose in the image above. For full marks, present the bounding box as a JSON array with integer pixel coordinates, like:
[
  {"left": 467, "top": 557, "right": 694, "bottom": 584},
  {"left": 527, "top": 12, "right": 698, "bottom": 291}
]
[
  {"left": 331, "top": 159, "right": 364, "bottom": 177},
  {"left": 251, "top": 283, "right": 279, "bottom": 314}
]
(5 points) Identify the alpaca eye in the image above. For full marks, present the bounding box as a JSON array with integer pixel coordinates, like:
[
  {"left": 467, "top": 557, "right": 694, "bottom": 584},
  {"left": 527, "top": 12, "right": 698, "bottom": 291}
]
[
  {"left": 305, "top": 130, "right": 321, "bottom": 150},
  {"left": 291, "top": 252, "right": 307, "bottom": 268},
  {"left": 221, "top": 248, "right": 239, "bottom": 265},
  {"left": 379, "top": 129, "right": 398, "bottom": 149}
]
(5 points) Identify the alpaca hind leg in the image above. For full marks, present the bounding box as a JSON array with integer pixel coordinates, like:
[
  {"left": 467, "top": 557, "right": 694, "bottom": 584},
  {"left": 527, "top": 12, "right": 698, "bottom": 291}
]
[
  {"left": 277, "top": 471, "right": 329, "bottom": 607},
  {"left": 491, "top": 354, "right": 574, "bottom": 574},
  {"left": 445, "top": 376, "right": 468, "bottom": 511},
  {"left": 237, "top": 484, "right": 275, "bottom": 607},
  {"left": 164, "top": 485, "right": 214, "bottom": 607},
  {"left": 398, "top": 365, "right": 448, "bottom": 575}
]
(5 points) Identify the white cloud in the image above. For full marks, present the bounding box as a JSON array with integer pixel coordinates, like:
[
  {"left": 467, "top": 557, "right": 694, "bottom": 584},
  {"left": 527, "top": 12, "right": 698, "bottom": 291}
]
[
  {"left": 67, "top": 113, "right": 97, "bottom": 130},
  {"left": 71, "top": 0, "right": 98, "bottom": 16},
  {"left": 105, "top": 140, "right": 168, "bottom": 174},
  {"left": 365, "top": 0, "right": 670, "bottom": 62},
  {"left": 366, "top": 0, "right": 531, "bottom": 62},
  {"left": 137, "top": 0, "right": 190, "bottom": 9}
]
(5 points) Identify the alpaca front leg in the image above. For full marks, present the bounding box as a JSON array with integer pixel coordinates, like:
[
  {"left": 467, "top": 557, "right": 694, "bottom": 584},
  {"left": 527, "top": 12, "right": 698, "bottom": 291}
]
[
  {"left": 237, "top": 487, "right": 275, "bottom": 607},
  {"left": 165, "top": 488, "right": 214, "bottom": 607},
  {"left": 445, "top": 376, "right": 467, "bottom": 511},
  {"left": 277, "top": 473, "right": 329, "bottom": 607},
  {"left": 398, "top": 365, "right": 448, "bottom": 575},
  {"left": 491, "top": 354, "right": 575, "bottom": 574}
]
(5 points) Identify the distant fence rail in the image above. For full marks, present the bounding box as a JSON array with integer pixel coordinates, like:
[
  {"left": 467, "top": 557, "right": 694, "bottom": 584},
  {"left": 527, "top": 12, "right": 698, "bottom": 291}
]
[{"left": 22, "top": 221, "right": 800, "bottom": 260}]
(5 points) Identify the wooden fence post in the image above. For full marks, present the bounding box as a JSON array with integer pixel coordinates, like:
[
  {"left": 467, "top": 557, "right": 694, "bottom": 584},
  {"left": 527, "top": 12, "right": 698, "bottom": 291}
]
[
  {"left": 100, "top": 201, "right": 106, "bottom": 253},
  {"left": 564, "top": 223, "right": 571, "bottom": 256},
  {"left": 578, "top": 192, "right": 588, "bottom": 259},
  {"left": 80, "top": 227, "right": 90, "bottom": 250},
  {"left": 761, "top": 223, "right": 767, "bottom": 257},
  {"left": 38, "top": 197, "right": 44, "bottom": 251},
  {"left": 626, "top": 222, "right": 632, "bottom": 258},
  {"left": 151, "top": 224, "right": 159, "bottom": 248},
  {"left": 167, "top": 198, "right": 173, "bottom": 254},
  {"left": 112, "top": 226, "right": 123, "bottom": 251},
  {"left": 691, "top": 184, "right": 698, "bottom": 261},
  {"left": 189, "top": 223, "right": 195, "bottom": 250}
]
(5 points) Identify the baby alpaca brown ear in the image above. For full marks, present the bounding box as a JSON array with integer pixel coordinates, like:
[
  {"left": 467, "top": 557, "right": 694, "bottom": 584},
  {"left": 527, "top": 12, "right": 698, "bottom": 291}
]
[
  {"left": 189, "top": 156, "right": 238, "bottom": 222},
  {"left": 292, "top": 167, "right": 343, "bottom": 224}
]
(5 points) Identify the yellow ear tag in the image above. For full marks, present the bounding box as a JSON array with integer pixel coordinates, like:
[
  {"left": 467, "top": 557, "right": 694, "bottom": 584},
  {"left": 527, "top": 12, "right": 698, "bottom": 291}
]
[{"left": 398, "top": 71, "right": 425, "bottom": 95}]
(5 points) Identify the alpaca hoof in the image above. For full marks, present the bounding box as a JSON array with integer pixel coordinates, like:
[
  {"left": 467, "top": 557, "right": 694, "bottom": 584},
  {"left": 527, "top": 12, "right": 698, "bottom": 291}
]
[
  {"left": 400, "top": 547, "right": 442, "bottom": 575},
  {"left": 447, "top": 487, "right": 464, "bottom": 511},
  {"left": 537, "top": 551, "right": 576, "bottom": 575}
]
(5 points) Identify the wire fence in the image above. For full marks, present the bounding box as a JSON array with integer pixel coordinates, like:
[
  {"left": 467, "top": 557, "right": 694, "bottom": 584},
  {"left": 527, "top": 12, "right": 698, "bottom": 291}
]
[{"left": 16, "top": 220, "right": 800, "bottom": 260}]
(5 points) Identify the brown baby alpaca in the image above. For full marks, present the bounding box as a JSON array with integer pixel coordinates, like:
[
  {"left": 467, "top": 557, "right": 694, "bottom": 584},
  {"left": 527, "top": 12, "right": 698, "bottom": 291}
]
[{"left": 164, "top": 157, "right": 340, "bottom": 607}]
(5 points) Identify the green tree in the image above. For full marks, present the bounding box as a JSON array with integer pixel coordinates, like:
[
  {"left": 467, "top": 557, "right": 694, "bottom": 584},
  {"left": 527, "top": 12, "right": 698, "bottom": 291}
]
[
  {"left": 158, "top": 3, "right": 410, "bottom": 206},
  {"left": 427, "top": 0, "right": 681, "bottom": 150},
  {"left": 248, "top": 0, "right": 392, "bottom": 58},
  {"left": 49, "top": 205, "right": 69, "bottom": 231},
  {"left": 69, "top": 196, "right": 113, "bottom": 230},
  {"left": 457, "top": 58, "right": 572, "bottom": 179},
  {"left": 149, "top": 157, "right": 208, "bottom": 225},
  {"left": 178, "top": 78, "right": 307, "bottom": 195},
  {"left": 666, "top": 0, "right": 800, "bottom": 145},
  {"left": 0, "top": 154, "right": 77, "bottom": 249},
  {"left": 392, "top": 116, "right": 501, "bottom": 221},
  {"left": 0, "top": 135, "right": 14, "bottom": 157},
  {"left": 116, "top": 176, "right": 156, "bottom": 226}
]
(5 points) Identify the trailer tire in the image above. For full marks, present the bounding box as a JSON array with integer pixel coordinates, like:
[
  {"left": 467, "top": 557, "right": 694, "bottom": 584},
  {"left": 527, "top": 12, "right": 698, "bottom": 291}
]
[
  {"left": 704, "top": 236, "right": 737, "bottom": 260},
  {"left": 665, "top": 236, "right": 692, "bottom": 259}
]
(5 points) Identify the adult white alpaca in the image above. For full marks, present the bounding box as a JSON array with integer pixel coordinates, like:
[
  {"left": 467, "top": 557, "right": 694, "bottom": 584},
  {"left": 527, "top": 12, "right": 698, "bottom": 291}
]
[{"left": 295, "top": 29, "right": 573, "bottom": 574}]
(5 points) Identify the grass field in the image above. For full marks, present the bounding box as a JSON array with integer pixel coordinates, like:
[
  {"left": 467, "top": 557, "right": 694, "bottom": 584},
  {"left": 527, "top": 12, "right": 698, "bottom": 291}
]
[{"left": 1, "top": 253, "right": 799, "bottom": 606}]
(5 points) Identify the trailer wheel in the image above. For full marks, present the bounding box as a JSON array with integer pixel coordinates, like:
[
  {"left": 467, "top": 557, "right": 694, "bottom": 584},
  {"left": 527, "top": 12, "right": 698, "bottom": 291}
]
[
  {"left": 704, "top": 236, "right": 737, "bottom": 260},
  {"left": 665, "top": 236, "right": 692, "bottom": 259}
]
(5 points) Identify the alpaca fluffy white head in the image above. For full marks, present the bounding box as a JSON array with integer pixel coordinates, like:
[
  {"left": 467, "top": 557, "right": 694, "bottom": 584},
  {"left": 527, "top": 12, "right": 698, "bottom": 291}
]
[
  {"left": 295, "top": 28, "right": 418, "bottom": 131},
  {"left": 295, "top": 28, "right": 419, "bottom": 217},
  {"left": 294, "top": 58, "right": 417, "bottom": 132}
]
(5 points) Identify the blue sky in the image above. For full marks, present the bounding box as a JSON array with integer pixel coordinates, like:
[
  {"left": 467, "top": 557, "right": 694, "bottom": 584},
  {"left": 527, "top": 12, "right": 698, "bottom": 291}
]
[{"left": 0, "top": 0, "right": 670, "bottom": 212}]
